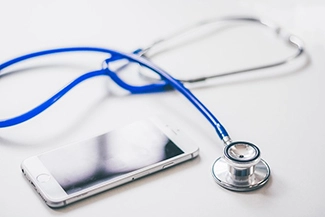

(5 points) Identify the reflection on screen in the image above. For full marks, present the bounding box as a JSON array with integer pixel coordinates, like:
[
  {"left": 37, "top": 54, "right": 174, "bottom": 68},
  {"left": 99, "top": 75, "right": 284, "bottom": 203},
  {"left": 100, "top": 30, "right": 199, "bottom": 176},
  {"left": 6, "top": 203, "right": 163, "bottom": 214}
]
[{"left": 39, "top": 120, "right": 184, "bottom": 194}]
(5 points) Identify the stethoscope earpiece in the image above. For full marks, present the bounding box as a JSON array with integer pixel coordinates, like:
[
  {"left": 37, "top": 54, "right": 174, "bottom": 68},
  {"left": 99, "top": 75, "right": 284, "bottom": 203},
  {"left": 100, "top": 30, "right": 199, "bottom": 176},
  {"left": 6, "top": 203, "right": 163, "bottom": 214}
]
[{"left": 212, "top": 141, "right": 270, "bottom": 192}]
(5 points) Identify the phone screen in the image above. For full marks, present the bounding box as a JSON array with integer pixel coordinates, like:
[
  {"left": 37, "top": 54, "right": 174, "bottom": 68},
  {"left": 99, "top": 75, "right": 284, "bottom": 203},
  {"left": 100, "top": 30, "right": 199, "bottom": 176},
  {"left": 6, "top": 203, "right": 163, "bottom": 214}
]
[{"left": 38, "top": 120, "right": 184, "bottom": 194}]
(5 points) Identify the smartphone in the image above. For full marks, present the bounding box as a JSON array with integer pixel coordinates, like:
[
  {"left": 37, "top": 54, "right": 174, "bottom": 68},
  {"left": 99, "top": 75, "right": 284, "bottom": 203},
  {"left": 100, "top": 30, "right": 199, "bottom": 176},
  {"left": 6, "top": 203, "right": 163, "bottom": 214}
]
[{"left": 21, "top": 118, "right": 199, "bottom": 208}]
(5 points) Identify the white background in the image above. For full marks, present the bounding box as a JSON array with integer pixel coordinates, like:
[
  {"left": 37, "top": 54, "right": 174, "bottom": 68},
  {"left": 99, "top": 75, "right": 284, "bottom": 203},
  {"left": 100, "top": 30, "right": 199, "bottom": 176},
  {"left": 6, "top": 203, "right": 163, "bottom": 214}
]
[{"left": 1, "top": 0, "right": 325, "bottom": 216}]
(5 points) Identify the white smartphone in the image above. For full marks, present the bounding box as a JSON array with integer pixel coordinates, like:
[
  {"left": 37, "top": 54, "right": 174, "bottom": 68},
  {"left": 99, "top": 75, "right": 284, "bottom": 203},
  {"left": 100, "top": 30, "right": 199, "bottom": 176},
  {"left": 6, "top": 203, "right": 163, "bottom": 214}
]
[{"left": 21, "top": 118, "right": 199, "bottom": 208}]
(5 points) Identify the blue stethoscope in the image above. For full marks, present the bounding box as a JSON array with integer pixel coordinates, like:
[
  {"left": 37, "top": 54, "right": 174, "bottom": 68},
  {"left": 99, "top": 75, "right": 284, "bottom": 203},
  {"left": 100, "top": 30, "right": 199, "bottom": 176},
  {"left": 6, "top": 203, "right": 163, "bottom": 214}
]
[{"left": 0, "top": 17, "right": 304, "bottom": 191}]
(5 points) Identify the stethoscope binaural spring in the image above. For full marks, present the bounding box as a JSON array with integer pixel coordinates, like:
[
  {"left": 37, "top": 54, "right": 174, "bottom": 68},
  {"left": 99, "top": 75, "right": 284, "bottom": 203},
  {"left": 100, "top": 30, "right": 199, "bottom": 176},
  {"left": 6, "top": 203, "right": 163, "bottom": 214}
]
[{"left": 0, "top": 16, "right": 304, "bottom": 192}]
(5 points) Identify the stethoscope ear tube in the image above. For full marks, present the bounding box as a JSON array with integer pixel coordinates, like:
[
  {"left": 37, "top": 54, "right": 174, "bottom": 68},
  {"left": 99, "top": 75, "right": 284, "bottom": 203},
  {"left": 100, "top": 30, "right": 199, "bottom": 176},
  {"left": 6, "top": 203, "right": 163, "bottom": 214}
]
[{"left": 137, "top": 16, "right": 304, "bottom": 83}]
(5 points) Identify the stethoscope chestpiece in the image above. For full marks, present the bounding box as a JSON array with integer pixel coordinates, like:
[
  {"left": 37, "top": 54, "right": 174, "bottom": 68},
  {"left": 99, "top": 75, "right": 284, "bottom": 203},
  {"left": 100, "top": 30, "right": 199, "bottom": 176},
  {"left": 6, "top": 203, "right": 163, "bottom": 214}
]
[{"left": 212, "top": 141, "right": 270, "bottom": 192}]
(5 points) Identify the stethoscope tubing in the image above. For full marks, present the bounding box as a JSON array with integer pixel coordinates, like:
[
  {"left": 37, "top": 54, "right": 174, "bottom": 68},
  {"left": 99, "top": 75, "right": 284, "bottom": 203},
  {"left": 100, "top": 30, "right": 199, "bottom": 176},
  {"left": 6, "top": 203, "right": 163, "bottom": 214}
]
[
  {"left": 0, "top": 15, "right": 305, "bottom": 144},
  {"left": 0, "top": 47, "right": 114, "bottom": 127},
  {"left": 0, "top": 47, "right": 230, "bottom": 141}
]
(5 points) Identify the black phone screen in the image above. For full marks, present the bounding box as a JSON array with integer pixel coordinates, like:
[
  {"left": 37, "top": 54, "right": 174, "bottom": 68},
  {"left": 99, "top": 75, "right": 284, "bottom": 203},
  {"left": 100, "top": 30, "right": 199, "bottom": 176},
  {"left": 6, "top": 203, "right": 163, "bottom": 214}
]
[{"left": 38, "top": 120, "right": 184, "bottom": 194}]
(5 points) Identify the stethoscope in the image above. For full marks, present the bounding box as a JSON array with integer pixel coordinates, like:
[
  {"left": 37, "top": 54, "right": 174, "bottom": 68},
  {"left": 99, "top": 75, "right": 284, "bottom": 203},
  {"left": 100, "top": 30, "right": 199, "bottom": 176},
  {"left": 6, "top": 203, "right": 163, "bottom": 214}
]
[{"left": 0, "top": 16, "right": 304, "bottom": 192}]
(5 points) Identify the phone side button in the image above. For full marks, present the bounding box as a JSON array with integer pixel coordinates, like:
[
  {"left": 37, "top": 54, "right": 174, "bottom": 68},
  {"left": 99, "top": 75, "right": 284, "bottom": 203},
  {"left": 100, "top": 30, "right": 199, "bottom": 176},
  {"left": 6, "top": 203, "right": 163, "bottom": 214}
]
[{"left": 162, "top": 162, "right": 174, "bottom": 169}]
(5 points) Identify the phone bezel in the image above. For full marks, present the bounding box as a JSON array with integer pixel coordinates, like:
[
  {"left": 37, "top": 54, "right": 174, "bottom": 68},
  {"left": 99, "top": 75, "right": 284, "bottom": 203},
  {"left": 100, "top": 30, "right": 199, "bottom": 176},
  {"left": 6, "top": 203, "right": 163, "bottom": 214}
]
[{"left": 21, "top": 117, "right": 199, "bottom": 208}]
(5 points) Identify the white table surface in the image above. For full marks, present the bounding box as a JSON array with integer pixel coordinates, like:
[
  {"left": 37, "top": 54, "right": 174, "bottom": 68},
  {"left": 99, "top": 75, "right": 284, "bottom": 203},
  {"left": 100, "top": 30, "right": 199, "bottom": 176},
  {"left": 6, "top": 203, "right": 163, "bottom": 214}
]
[{"left": 1, "top": 0, "right": 325, "bottom": 216}]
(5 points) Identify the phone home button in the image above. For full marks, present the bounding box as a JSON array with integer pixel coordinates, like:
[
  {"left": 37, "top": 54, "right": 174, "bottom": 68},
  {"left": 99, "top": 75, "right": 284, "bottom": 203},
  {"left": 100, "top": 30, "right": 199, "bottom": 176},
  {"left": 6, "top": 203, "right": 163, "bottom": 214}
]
[{"left": 37, "top": 174, "right": 51, "bottom": 183}]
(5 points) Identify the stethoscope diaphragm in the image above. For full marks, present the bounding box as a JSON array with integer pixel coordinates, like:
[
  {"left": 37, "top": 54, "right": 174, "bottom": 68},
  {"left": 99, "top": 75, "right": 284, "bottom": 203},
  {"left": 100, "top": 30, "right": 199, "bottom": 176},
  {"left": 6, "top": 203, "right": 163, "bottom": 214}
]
[{"left": 212, "top": 141, "right": 270, "bottom": 191}]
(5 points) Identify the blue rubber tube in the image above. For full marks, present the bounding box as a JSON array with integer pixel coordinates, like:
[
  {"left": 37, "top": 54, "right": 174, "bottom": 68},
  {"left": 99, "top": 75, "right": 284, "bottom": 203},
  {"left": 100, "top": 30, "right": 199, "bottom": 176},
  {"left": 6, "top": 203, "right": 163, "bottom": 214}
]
[
  {"left": 0, "top": 47, "right": 114, "bottom": 71},
  {"left": 0, "top": 47, "right": 229, "bottom": 140},
  {"left": 0, "top": 70, "right": 108, "bottom": 127}
]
